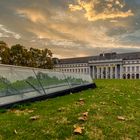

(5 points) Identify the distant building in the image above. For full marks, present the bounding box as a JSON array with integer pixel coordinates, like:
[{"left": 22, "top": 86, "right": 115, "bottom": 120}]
[{"left": 54, "top": 52, "right": 140, "bottom": 79}]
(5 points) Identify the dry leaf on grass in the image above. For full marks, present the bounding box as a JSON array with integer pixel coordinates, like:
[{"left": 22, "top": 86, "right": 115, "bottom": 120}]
[
  {"left": 58, "top": 107, "right": 65, "bottom": 112},
  {"left": 78, "top": 112, "right": 88, "bottom": 121},
  {"left": 82, "top": 112, "right": 88, "bottom": 117},
  {"left": 27, "top": 110, "right": 34, "bottom": 113},
  {"left": 117, "top": 116, "right": 126, "bottom": 121},
  {"left": 30, "top": 115, "right": 40, "bottom": 120},
  {"left": 79, "top": 98, "right": 84, "bottom": 101},
  {"left": 10, "top": 109, "right": 34, "bottom": 116},
  {"left": 78, "top": 98, "right": 85, "bottom": 105},
  {"left": 14, "top": 129, "right": 18, "bottom": 134},
  {"left": 78, "top": 116, "right": 87, "bottom": 121},
  {"left": 100, "top": 102, "right": 106, "bottom": 105},
  {"left": 73, "top": 125, "right": 84, "bottom": 134},
  {"left": 113, "top": 101, "right": 117, "bottom": 104}
]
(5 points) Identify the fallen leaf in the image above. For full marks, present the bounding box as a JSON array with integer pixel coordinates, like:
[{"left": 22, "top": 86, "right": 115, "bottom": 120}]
[
  {"left": 27, "top": 110, "right": 34, "bottom": 113},
  {"left": 78, "top": 116, "right": 87, "bottom": 121},
  {"left": 77, "top": 98, "right": 85, "bottom": 105},
  {"left": 74, "top": 126, "right": 84, "bottom": 134},
  {"left": 10, "top": 109, "right": 34, "bottom": 116},
  {"left": 79, "top": 98, "right": 84, "bottom": 101},
  {"left": 14, "top": 129, "right": 18, "bottom": 134},
  {"left": 117, "top": 116, "right": 126, "bottom": 121},
  {"left": 100, "top": 102, "right": 106, "bottom": 105},
  {"left": 30, "top": 115, "right": 40, "bottom": 120},
  {"left": 113, "top": 101, "right": 116, "bottom": 104},
  {"left": 58, "top": 107, "right": 65, "bottom": 112},
  {"left": 82, "top": 112, "right": 88, "bottom": 117}
]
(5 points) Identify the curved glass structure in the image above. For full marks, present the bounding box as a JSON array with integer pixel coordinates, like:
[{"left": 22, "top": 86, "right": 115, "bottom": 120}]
[{"left": 0, "top": 64, "right": 94, "bottom": 107}]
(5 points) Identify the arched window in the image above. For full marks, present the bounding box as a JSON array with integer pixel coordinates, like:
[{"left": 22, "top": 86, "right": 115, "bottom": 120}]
[
  {"left": 123, "top": 74, "right": 126, "bottom": 79},
  {"left": 127, "top": 74, "right": 130, "bottom": 79},
  {"left": 136, "top": 74, "right": 139, "bottom": 79}
]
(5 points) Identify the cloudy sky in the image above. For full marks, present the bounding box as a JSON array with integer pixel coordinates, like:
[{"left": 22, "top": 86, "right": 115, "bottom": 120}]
[{"left": 0, "top": 0, "right": 140, "bottom": 58}]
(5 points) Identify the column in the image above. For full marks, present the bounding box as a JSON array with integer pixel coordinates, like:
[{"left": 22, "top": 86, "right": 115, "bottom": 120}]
[
  {"left": 79, "top": 68, "right": 80, "bottom": 73},
  {"left": 134, "top": 66, "right": 136, "bottom": 79},
  {"left": 101, "top": 66, "right": 104, "bottom": 79},
  {"left": 120, "top": 65, "right": 123, "bottom": 79},
  {"left": 84, "top": 68, "right": 86, "bottom": 74},
  {"left": 130, "top": 66, "right": 132, "bottom": 79},
  {"left": 126, "top": 67, "right": 128, "bottom": 79},
  {"left": 89, "top": 66, "right": 92, "bottom": 78},
  {"left": 106, "top": 66, "right": 108, "bottom": 79},
  {"left": 97, "top": 66, "right": 99, "bottom": 79},
  {"left": 87, "top": 68, "right": 89, "bottom": 74},
  {"left": 115, "top": 65, "right": 118, "bottom": 79},
  {"left": 92, "top": 66, "right": 95, "bottom": 79},
  {"left": 110, "top": 66, "right": 113, "bottom": 79}
]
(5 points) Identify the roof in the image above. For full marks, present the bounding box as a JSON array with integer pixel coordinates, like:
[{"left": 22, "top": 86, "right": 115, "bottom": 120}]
[{"left": 58, "top": 52, "right": 140, "bottom": 64}]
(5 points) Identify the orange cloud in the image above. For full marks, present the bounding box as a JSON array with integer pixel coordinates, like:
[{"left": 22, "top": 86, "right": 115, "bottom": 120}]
[
  {"left": 17, "top": 9, "right": 46, "bottom": 23},
  {"left": 69, "top": 0, "right": 134, "bottom": 21}
]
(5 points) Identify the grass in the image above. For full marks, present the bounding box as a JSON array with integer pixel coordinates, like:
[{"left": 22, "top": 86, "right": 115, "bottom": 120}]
[{"left": 0, "top": 80, "right": 140, "bottom": 140}]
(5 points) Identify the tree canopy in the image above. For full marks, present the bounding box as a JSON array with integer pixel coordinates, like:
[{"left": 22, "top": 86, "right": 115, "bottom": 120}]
[{"left": 0, "top": 41, "right": 54, "bottom": 69}]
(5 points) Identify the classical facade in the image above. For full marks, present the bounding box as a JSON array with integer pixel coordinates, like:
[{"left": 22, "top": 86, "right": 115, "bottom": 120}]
[{"left": 54, "top": 52, "right": 140, "bottom": 79}]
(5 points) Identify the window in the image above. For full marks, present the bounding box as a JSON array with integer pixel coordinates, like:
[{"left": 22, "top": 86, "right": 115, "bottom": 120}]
[
  {"left": 87, "top": 68, "right": 89, "bottom": 74},
  {"left": 123, "top": 67, "right": 126, "bottom": 72},
  {"left": 127, "top": 74, "right": 130, "bottom": 79},
  {"left": 132, "top": 66, "right": 135, "bottom": 72},
  {"left": 127, "top": 67, "right": 130, "bottom": 72},
  {"left": 136, "top": 66, "right": 139, "bottom": 72},
  {"left": 136, "top": 74, "right": 139, "bottom": 79},
  {"left": 113, "top": 67, "right": 115, "bottom": 73},
  {"left": 131, "top": 61, "right": 134, "bottom": 64},
  {"left": 85, "top": 68, "right": 87, "bottom": 73}
]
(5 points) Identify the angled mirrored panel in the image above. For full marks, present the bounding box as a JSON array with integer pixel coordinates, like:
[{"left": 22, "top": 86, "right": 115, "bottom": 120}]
[
  {"left": 0, "top": 64, "right": 94, "bottom": 107},
  {"left": 34, "top": 69, "right": 70, "bottom": 94}
]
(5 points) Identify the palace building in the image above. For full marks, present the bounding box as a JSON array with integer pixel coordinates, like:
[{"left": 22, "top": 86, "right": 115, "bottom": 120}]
[{"left": 54, "top": 52, "right": 140, "bottom": 79}]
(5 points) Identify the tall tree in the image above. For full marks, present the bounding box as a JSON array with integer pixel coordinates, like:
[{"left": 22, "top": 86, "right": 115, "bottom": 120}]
[
  {"left": 0, "top": 41, "right": 10, "bottom": 64},
  {"left": 39, "top": 48, "right": 53, "bottom": 69},
  {"left": 10, "top": 44, "right": 28, "bottom": 66},
  {"left": 0, "top": 41, "right": 54, "bottom": 69}
]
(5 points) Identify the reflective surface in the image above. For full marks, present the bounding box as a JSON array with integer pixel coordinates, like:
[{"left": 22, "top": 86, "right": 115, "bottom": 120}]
[{"left": 0, "top": 64, "right": 93, "bottom": 106}]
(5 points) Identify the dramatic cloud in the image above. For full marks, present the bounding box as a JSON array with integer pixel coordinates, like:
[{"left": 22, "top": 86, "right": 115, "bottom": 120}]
[
  {"left": 0, "top": 24, "right": 21, "bottom": 39},
  {"left": 16, "top": 8, "right": 47, "bottom": 23},
  {"left": 69, "top": 0, "right": 133, "bottom": 21},
  {"left": 0, "top": 0, "right": 140, "bottom": 58}
]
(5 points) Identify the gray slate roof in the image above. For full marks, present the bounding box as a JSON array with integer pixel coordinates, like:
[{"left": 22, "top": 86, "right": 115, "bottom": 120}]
[{"left": 58, "top": 52, "right": 140, "bottom": 64}]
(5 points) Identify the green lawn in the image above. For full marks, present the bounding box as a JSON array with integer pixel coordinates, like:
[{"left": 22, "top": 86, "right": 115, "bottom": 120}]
[{"left": 0, "top": 80, "right": 140, "bottom": 140}]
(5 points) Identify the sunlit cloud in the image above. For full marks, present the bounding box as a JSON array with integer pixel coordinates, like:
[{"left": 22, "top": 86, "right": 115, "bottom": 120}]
[
  {"left": 0, "top": 0, "right": 139, "bottom": 58},
  {"left": 16, "top": 9, "right": 47, "bottom": 23},
  {"left": 69, "top": 0, "right": 134, "bottom": 21},
  {"left": 0, "top": 24, "right": 21, "bottom": 39}
]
